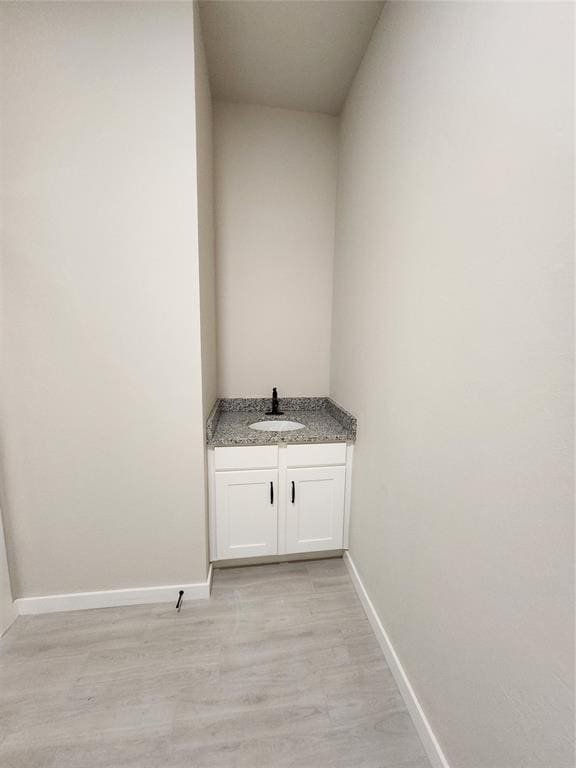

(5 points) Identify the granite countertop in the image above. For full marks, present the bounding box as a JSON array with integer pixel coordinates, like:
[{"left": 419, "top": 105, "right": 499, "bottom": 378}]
[{"left": 206, "top": 397, "right": 356, "bottom": 447}]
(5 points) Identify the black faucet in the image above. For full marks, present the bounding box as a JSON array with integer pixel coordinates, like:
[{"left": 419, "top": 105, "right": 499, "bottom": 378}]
[{"left": 266, "top": 387, "right": 284, "bottom": 416}]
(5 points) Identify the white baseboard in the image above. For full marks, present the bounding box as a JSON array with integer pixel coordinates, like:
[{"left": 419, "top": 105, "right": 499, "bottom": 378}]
[
  {"left": 15, "top": 564, "right": 213, "bottom": 615},
  {"left": 343, "top": 552, "right": 450, "bottom": 768}
]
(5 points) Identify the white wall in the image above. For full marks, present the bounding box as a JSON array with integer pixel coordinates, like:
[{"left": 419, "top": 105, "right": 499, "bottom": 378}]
[
  {"left": 195, "top": 3, "right": 217, "bottom": 419},
  {"left": 0, "top": 1, "right": 209, "bottom": 597},
  {"left": 0, "top": 67, "right": 16, "bottom": 634},
  {"left": 214, "top": 101, "right": 338, "bottom": 398},
  {"left": 331, "top": 3, "right": 574, "bottom": 768},
  {"left": 0, "top": 512, "right": 15, "bottom": 635},
  {"left": 194, "top": 2, "right": 217, "bottom": 570}
]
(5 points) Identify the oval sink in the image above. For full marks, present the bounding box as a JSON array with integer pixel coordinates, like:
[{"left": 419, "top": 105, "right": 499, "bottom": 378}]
[{"left": 249, "top": 420, "right": 305, "bottom": 432}]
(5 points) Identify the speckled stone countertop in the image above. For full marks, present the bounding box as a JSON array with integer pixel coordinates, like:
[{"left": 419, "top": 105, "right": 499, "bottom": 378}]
[{"left": 206, "top": 397, "right": 356, "bottom": 447}]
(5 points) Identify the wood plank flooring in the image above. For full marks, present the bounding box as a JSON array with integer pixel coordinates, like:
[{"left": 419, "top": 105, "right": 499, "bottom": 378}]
[{"left": 0, "top": 558, "right": 431, "bottom": 767}]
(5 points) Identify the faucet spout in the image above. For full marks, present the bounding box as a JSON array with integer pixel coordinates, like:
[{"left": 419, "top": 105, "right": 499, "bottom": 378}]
[{"left": 266, "top": 387, "right": 284, "bottom": 416}]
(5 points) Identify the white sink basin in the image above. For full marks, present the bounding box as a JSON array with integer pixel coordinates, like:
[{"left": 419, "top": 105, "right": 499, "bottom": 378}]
[{"left": 249, "top": 420, "right": 305, "bottom": 432}]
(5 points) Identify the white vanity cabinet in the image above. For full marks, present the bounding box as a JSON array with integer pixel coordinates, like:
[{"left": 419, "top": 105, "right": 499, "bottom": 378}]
[
  {"left": 285, "top": 466, "right": 346, "bottom": 553},
  {"left": 208, "top": 442, "right": 353, "bottom": 561},
  {"left": 215, "top": 469, "right": 278, "bottom": 559}
]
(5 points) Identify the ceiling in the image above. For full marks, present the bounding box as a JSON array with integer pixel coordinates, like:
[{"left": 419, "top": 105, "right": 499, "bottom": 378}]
[{"left": 198, "top": 1, "right": 384, "bottom": 116}]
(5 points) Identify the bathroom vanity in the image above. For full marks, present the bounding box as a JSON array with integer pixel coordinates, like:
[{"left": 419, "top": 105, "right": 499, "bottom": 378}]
[{"left": 206, "top": 397, "right": 356, "bottom": 562}]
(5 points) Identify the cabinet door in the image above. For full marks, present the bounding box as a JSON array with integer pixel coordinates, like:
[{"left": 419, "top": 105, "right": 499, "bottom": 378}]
[
  {"left": 215, "top": 470, "right": 278, "bottom": 560},
  {"left": 285, "top": 466, "right": 345, "bottom": 553}
]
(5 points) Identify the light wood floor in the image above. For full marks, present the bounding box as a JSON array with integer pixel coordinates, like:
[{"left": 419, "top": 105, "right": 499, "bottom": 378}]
[{"left": 0, "top": 558, "right": 431, "bottom": 768}]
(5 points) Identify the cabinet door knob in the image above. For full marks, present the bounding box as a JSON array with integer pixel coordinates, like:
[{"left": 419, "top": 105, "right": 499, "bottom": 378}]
[
  {"left": 270, "top": 481, "right": 274, "bottom": 505},
  {"left": 291, "top": 481, "right": 295, "bottom": 504}
]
